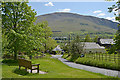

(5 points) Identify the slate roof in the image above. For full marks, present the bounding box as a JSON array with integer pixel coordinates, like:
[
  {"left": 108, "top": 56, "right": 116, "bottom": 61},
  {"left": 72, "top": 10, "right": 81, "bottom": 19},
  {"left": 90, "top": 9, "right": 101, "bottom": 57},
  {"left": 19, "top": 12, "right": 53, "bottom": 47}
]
[
  {"left": 53, "top": 45, "right": 62, "bottom": 51},
  {"left": 100, "top": 39, "right": 115, "bottom": 44},
  {"left": 83, "top": 42, "right": 105, "bottom": 49}
]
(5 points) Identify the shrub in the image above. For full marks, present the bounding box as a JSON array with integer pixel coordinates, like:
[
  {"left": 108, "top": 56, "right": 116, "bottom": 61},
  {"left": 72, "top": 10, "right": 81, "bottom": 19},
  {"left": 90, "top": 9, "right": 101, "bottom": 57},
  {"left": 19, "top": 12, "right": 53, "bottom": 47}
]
[
  {"left": 13, "top": 68, "right": 29, "bottom": 76},
  {"left": 2, "top": 53, "right": 14, "bottom": 59},
  {"left": 2, "top": 59, "right": 18, "bottom": 66},
  {"left": 70, "top": 53, "right": 80, "bottom": 62},
  {"left": 66, "top": 55, "right": 72, "bottom": 61},
  {"left": 62, "top": 54, "right": 70, "bottom": 59}
]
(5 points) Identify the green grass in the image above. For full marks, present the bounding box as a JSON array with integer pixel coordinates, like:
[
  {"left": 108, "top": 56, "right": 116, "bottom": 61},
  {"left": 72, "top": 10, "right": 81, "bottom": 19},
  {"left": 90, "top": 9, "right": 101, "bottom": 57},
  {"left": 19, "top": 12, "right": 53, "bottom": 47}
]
[
  {"left": 62, "top": 54, "right": 119, "bottom": 71},
  {"left": 2, "top": 55, "right": 110, "bottom": 78},
  {"left": 75, "top": 57, "right": 119, "bottom": 71},
  {"left": 84, "top": 53, "right": 118, "bottom": 63}
]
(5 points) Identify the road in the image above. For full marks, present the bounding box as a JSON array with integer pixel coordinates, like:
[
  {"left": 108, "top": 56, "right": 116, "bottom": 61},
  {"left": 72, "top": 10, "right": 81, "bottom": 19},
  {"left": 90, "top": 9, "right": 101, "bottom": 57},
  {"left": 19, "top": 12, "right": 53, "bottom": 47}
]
[{"left": 51, "top": 55, "right": 120, "bottom": 77}]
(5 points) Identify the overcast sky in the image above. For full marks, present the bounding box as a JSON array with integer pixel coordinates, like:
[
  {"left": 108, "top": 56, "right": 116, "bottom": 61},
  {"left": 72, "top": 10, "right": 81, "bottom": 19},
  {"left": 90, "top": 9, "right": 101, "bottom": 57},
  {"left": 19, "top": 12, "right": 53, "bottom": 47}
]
[{"left": 28, "top": 2, "right": 118, "bottom": 22}]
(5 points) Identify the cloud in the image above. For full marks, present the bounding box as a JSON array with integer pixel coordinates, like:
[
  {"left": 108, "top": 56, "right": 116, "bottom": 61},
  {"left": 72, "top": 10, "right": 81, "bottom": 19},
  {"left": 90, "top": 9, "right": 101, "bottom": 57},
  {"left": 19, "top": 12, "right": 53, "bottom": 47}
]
[
  {"left": 106, "top": 17, "right": 118, "bottom": 22},
  {"left": 45, "top": 2, "right": 54, "bottom": 6},
  {"left": 93, "top": 10, "right": 102, "bottom": 14},
  {"left": 106, "top": 17, "right": 115, "bottom": 20},
  {"left": 58, "top": 8, "right": 71, "bottom": 12},
  {"left": 97, "top": 13, "right": 106, "bottom": 17}
]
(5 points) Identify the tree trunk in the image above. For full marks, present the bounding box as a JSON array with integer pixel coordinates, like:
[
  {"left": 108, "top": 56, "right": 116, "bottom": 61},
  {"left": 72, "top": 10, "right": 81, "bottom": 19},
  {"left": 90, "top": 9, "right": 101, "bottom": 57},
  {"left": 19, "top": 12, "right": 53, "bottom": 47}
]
[
  {"left": 14, "top": 50, "right": 17, "bottom": 60},
  {"left": 29, "top": 55, "right": 32, "bottom": 59},
  {"left": 45, "top": 43, "right": 47, "bottom": 53}
]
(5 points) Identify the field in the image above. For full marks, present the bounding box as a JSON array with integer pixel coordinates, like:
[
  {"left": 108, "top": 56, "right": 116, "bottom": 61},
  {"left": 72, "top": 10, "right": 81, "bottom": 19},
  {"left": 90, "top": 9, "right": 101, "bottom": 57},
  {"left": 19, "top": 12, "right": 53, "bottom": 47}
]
[{"left": 2, "top": 55, "right": 110, "bottom": 78}]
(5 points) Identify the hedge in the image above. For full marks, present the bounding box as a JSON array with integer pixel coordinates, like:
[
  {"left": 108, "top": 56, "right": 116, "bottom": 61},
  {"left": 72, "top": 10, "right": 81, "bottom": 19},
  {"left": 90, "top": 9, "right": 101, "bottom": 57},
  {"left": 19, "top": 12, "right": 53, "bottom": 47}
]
[
  {"left": 75, "top": 57, "right": 119, "bottom": 71},
  {"left": 62, "top": 54, "right": 120, "bottom": 71}
]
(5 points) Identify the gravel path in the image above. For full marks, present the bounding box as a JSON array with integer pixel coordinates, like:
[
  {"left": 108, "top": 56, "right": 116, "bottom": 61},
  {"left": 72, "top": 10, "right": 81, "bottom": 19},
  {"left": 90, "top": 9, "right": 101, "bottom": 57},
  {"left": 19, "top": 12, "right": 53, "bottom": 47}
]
[{"left": 51, "top": 55, "right": 120, "bottom": 77}]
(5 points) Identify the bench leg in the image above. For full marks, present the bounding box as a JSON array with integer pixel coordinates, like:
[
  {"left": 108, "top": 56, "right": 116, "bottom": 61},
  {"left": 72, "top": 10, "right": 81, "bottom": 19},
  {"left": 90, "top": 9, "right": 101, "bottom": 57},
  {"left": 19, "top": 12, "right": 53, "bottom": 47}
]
[
  {"left": 31, "top": 69, "right": 32, "bottom": 73},
  {"left": 37, "top": 69, "right": 39, "bottom": 73},
  {"left": 37, "top": 66, "right": 39, "bottom": 73}
]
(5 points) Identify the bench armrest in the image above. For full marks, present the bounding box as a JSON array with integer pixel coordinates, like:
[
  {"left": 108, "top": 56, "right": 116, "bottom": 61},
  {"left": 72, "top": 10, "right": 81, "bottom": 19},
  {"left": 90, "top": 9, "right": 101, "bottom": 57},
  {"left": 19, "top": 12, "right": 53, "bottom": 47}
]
[{"left": 32, "top": 64, "right": 40, "bottom": 66}]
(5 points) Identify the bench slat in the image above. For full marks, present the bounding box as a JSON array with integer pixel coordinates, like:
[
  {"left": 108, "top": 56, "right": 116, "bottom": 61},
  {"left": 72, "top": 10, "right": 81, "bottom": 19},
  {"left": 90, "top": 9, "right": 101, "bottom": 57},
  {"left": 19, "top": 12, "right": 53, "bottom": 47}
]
[{"left": 18, "top": 58, "right": 40, "bottom": 73}]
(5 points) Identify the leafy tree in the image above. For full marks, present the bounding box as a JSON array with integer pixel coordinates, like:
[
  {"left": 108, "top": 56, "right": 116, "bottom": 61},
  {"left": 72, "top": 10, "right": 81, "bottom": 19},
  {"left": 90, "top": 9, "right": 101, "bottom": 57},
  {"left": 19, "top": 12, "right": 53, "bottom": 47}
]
[
  {"left": 115, "top": 30, "right": 120, "bottom": 51},
  {"left": 108, "top": 1, "right": 120, "bottom": 53},
  {"left": 39, "top": 21, "right": 53, "bottom": 53},
  {"left": 26, "top": 23, "right": 45, "bottom": 59},
  {"left": 108, "top": 45, "right": 116, "bottom": 54},
  {"left": 70, "top": 35, "right": 84, "bottom": 61},
  {"left": 46, "top": 37, "right": 57, "bottom": 53},
  {"left": 2, "top": 2, "right": 38, "bottom": 60},
  {"left": 63, "top": 41, "right": 70, "bottom": 53},
  {"left": 84, "top": 34, "right": 91, "bottom": 42},
  {"left": 0, "top": 15, "right": 2, "bottom": 58},
  {"left": 93, "top": 35, "right": 98, "bottom": 42}
]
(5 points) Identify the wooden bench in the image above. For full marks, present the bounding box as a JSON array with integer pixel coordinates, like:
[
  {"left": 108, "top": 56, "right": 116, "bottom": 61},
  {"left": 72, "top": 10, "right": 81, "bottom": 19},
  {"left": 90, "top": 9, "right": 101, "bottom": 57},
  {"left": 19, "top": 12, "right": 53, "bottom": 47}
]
[{"left": 18, "top": 58, "right": 40, "bottom": 73}]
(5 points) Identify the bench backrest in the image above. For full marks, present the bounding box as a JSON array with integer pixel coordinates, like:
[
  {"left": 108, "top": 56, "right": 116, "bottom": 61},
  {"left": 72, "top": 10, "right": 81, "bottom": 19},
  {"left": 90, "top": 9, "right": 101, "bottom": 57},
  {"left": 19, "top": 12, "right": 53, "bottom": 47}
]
[{"left": 18, "top": 59, "right": 32, "bottom": 69}]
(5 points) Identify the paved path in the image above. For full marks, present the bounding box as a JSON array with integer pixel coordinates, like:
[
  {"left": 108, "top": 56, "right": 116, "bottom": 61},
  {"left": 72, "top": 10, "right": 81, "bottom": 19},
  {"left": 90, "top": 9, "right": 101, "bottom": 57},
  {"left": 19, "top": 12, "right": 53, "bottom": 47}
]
[{"left": 51, "top": 55, "right": 120, "bottom": 77}]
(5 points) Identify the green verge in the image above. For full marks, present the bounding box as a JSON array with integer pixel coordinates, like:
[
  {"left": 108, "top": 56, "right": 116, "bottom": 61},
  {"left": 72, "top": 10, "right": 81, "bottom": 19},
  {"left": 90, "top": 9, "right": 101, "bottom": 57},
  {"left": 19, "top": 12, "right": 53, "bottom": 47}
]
[
  {"left": 75, "top": 57, "right": 119, "bottom": 71},
  {"left": 62, "top": 54, "right": 119, "bottom": 71},
  {"left": 2, "top": 54, "right": 110, "bottom": 78}
]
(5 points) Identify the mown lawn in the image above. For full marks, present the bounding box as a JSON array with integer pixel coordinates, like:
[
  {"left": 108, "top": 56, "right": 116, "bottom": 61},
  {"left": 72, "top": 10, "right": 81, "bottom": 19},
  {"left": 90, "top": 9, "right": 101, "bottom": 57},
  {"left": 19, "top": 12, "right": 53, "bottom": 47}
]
[{"left": 2, "top": 55, "right": 110, "bottom": 78}]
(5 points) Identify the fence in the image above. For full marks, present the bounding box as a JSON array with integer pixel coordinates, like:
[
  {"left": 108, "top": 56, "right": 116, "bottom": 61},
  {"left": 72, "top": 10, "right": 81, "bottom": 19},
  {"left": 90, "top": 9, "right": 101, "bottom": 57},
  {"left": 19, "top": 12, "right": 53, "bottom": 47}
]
[{"left": 84, "top": 52, "right": 119, "bottom": 63}]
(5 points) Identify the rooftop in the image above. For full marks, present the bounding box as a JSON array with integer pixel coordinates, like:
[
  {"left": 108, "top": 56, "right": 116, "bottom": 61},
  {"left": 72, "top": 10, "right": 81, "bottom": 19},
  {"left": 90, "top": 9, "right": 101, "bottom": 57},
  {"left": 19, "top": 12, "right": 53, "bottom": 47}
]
[
  {"left": 100, "top": 39, "right": 115, "bottom": 44},
  {"left": 83, "top": 42, "right": 105, "bottom": 49}
]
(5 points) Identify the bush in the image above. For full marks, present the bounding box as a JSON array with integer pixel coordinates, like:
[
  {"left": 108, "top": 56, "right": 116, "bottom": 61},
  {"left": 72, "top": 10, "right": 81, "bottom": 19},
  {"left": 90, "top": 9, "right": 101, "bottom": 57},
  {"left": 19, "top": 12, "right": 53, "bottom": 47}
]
[
  {"left": 13, "top": 68, "right": 29, "bottom": 76},
  {"left": 2, "top": 59, "right": 18, "bottom": 66},
  {"left": 2, "top": 53, "right": 14, "bottom": 59},
  {"left": 66, "top": 55, "right": 72, "bottom": 61},
  {"left": 62, "top": 54, "right": 70, "bottom": 59},
  {"left": 70, "top": 53, "right": 80, "bottom": 62},
  {"left": 75, "top": 57, "right": 119, "bottom": 71}
]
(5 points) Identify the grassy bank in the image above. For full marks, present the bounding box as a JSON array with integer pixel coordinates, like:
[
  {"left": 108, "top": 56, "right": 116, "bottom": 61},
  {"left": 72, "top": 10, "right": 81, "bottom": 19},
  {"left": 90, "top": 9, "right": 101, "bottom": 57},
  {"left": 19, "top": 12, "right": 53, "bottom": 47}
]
[
  {"left": 2, "top": 54, "right": 110, "bottom": 78},
  {"left": 62, "top": 54, "right": 119, "bottom": 71}
]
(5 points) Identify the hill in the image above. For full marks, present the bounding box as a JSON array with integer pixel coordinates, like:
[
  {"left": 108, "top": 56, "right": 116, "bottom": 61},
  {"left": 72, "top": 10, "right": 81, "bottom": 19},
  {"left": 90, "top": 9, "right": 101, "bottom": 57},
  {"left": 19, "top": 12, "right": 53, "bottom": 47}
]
[{"left": 36, "top": 12, "right": 118, "bottom": 38}]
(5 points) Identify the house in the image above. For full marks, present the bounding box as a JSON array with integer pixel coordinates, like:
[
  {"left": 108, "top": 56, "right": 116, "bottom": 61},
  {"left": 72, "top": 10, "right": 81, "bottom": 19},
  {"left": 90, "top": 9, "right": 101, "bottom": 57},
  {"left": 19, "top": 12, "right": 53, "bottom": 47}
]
[
  {"left": 52, "top": 45, "right": 63, "bottom": 55},
  {"left": 53, "top": 45, "right": 62, "bottom": 51},
  {"left": 83, "top": 42, "right": 106, "bottom": 53},
  {"left": 97, "top": 38, "right": 115, "bottom": 48}
]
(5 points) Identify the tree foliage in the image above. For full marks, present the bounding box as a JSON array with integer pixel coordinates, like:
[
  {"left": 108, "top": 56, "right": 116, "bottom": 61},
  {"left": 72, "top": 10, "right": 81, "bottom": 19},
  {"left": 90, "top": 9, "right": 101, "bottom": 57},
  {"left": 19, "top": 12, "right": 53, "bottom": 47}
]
[
  {"left": 93, "top": 35, "right": 98, "bottom": 42},
  {"left": 84, "top": 34, "right": 91, "bottom": 42},
  {"left": 63, "top": 41, "right": 70, "bottom": 53},
  {"left": 2, "top": 2, "right": 43, "bottom": 60},
  {"left": 108, "top": 1, "right": 120, "bottom": 52},
  {"left": 70, "top": 35, "right": 84, "bottom": 61},
  {"left": 37, "top": 21, "right": 53, "bottom": 52},
  {"left": 2, "top": 2, "right": 58, "bottom": 60},
  {"left": 46, "top": 37, "right": 57, "bottom": 52}
]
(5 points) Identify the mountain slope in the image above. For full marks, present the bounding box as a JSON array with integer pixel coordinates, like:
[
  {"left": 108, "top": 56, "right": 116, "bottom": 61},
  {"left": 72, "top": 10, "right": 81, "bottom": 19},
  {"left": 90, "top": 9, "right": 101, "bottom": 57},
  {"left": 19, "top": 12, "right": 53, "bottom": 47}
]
[{"left": 36, "top": 12, "right": 118, "bottom": 38}]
